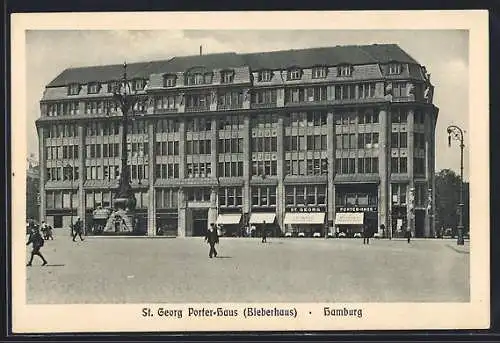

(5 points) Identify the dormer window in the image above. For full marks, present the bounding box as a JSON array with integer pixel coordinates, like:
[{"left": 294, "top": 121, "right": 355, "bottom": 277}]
[
  {"left": 388, "top": 63, "right": 402, "bottom": 75},
  {"left": 132, "top": 79, "right": 146, "bottom": 91},
  {"left": 87, "top": 82, "right": 100, "bottom": 94},
  {"left": 186, "top": 73, "right": 207, "bottom": 85},
  {"left": 258, "top": 70, "right": 273, "bottom": 82},
  {"left": 163, "top": 74, "right": 177, "bottom": 88},
  {"left": 221, "top": 70, "right": 235, "bottom": 84},
  {"left": 195, "top": 74, "right": 204, "bottom": 85},
  {"left": 312, "top": 66, "right": 327, "bottom": 79},
  {"left": 68, "top": 83, "right": 80, "bottom": 96},
  {"left": 108, "top": 81, "right": 120, "bottom": 93},
  {"left": 338, "top": 65, "right": 352, "bottom": 77},
  {"left": 204, "top": 72, "right": 213, "bottom": 84},
  {"left": 287, "top": 68, "right": 302, "bottom": 81}
]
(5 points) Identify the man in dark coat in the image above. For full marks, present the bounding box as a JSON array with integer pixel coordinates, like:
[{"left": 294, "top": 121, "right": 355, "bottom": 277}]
[
  {"left": 363, "top": 225, "right": 370, "bottom": 245},
  {"left": 205, "top": 223, "right": 219, "bottom": 258},
  {"left": 26, "top": 227, "right": 48, "bottom": 266},
  {"left": 72, "top": 217, "right": 85, "bottom": 242},
  {"left": 261, "top": 220, "right": 267, "bottom": 243},
  {"left": 406, "top": 225, "right": 411, "bottom": 243}
]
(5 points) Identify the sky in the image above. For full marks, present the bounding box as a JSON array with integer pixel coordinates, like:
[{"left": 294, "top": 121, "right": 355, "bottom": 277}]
[{"left": 25, "top": 29, "right": 469, "bottom": 179}]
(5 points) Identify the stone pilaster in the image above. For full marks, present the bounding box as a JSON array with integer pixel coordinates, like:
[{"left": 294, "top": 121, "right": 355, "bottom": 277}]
[
  {"left": 78, "top": 125, "right": 86, "bottom": 230},
  {"left": 407, "top": 108, "right": 415, "bottom": 236},
  {"left": 147, "top": 121, "right": 156, "bottom": 236},
  {"left": 179, "top": 119, "right": 186, "bottom": 178},
  {"left": 424, "top": 109, "right": 431, "bottom": 237},
  {"left": 177, "top": 188, "right": 186, "bottom": 237},
  {"left": 276, "top": 114, "right": 285, "bottom": 233},
  {"left": 327, "top": 111, "right": 335, "bottom": 224},
  {"left": 211, "top": 117, "right": 218, "bottom": 178},
  {"left": 208, "top": 186, "right": 218, "bottom": 227},
  {"left": 276, "top": 88, "right": 285, "bottom": 107},
  {"left": 378, "top": 107, "right": 389, "bottom": 235},
  {"left": 78, "top": 100, "right": 85, "bottom": 116},
  {"left": 242, "top": 114, "right": 251, "bottom": 218},
  {"left": 38, "top": 126, "right": 46, "bottom": 222}
]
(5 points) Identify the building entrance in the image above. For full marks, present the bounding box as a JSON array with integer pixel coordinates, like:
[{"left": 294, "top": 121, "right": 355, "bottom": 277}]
[
  {"left": 415, "top": 210, "right": 425, "bottom": 238},
  {"left": 191, "top": 209, "right": 208, "bottom": 237},
  {"left": 53, "top": 215, "right": 63, "bottom": 229}
]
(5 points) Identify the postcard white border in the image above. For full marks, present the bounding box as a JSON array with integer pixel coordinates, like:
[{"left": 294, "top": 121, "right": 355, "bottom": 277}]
[{"left": 11, "top": 10, "right": 489, "bottom": 333}]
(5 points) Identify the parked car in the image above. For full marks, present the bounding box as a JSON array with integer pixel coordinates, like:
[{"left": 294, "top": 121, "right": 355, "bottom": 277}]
[
  {"left": 327, "top": 232, "right": 335, "bottom": 238},
  {"left": 373, "top": 232, "right": 382, "bottom": 239},
  {"left": 298, "top": 232, "right": 306, "bottom": 238},
  {"left": 353, "top": 232, "right": 362, "bottom": 238},
  {"left": 313, "top": 232, "right": 321, "bottom": 238},
  {"left": 284, "top": 231, "right": 293, "bottom": 238},
  {"left": 338, "top": 232, "right": 347, "bottom": 238}
]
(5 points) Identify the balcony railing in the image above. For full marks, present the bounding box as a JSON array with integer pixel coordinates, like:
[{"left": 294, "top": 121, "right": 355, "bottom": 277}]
[
  {"left": 250, "top": 102, "right": 277, "bottom": 109},
  {"left": 154, "top": 107, "right": 178, "bottom": 114},
  {"left": 185, "top": 105, "right": 210, "bottom": 113},
  {"left": 218, "top": 103, "right": 243, "bottom": 111},
  {"left": 285, "top": 99, "right": 328, "bottom": 107}
]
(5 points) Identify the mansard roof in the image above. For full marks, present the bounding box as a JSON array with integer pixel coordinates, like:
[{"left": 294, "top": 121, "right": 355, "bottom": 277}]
[{"left": 46, "top": 44, "right": 420, "bottom": 87}]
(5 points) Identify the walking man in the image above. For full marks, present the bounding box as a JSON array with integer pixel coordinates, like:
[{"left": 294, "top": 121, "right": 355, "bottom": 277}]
[
  {"left": 405, "top": 224, "right": 411, "bottom": 243},
  {"left": 46, "top": 225, "right": 54, "bottom": 240},
  {"left": 261, "top": 220, "right": 267, "bottom": 243},
  {"left": 363, "top": 225, "right": 370, "bottom": 245},
  {"left": 205, "top": 223, "right": 219, "bottom": 258},
  {"left": 72, "top": 217, "right": 85, "bottom": 242},
  {"left": 26, "top": 226, "right": 48, "bottom": 266}
]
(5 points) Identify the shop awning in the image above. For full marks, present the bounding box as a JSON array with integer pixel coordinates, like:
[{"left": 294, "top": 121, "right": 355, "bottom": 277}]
[
  {"left": 284, "top": 212, "right": 325, "bottom": 225},
  {"left": 216, "top": 214, "right": 242, "bottom": 225},
  {"left": 335, "top": 212, "right": 364, "bottom": 225},
  {"left": 249, "top": 213, "right": 276, "bottom": 224}
]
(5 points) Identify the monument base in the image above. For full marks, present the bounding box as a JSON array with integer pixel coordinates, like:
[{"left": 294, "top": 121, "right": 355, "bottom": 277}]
[{"left": 104, "top": 209, "right": 135, "bottom": 234}]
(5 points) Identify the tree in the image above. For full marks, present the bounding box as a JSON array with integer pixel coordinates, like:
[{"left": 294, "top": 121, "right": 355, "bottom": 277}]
[{"left": 435, "top": 169, "right": 469, "bottom": 234}]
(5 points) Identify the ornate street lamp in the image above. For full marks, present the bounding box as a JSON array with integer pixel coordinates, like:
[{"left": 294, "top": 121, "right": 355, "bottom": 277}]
[
  {"left": 109, "top": 62, "right": 139, "bottom": 233},
  {"left": 447, "top": 125, "right": 465, "bottom": 246}
]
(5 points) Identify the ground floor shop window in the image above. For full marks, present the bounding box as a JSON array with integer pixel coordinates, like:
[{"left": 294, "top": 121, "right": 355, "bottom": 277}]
[{"left": 156, "top": 214, "right": 178, "bottom": 236}]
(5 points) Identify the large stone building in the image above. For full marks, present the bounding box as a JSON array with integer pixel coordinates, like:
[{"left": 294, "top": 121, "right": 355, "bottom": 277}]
[{"left": 35, "top": 44, "right": 438, "bottom": 237}]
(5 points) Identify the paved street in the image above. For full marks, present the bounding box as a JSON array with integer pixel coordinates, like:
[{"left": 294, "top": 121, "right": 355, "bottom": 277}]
[{"left": 26, "top": 231, "right": 469, "bottom": 304}]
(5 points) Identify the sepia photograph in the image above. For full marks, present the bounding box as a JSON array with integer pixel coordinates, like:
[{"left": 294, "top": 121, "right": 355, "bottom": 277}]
[{"left": 11, "top": 11, "right": 489, "bottom": 332}]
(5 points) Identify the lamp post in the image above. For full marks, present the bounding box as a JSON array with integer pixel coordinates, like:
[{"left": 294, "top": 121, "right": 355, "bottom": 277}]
[
  {"left": 446, "top": 125, "right": 465, "bottom": 246},
  {"left": 111, "top": 62, "right": 139, "bottom": 233}
]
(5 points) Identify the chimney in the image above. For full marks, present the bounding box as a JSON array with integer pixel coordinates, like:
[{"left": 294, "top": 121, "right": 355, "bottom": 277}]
[{"left": 200, "top": 45, "right": 202, "bottom": 56}]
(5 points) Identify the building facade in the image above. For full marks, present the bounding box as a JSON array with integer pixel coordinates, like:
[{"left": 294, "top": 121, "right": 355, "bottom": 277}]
[
  {"left": 36, "top": 44, "right": 438, "bottom": 237},
  {"left": 26, "top": 162, "right": 40, "bottom": 222}
]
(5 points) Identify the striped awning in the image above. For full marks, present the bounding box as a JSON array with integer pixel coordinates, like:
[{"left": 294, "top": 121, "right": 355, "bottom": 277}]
[
  {"left": 335, "top": 212, "right": 364, "bottom": 225},
  {"left": 284, "top": 212, "right": 325, "bottom": 225},
  {"left": 216, "top": 214, "right": 242, "bottom": 225},
  {"left": 249, "top": 213, "right": 276, "bottom": 224}
]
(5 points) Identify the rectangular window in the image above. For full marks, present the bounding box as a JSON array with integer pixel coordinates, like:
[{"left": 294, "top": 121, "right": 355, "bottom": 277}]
[
  {"left": 288, "top": 69, "right": 301, "bottom": 80},
  {"left": 338, "top": 65, "right": 352, "bottom": 77},
  {"left": 400, "top": 157, "right": 407, "bottom": 173},
  {"left": 389, "top": 64, "right": 402, "bottom": 75},
  {"left": 400, "top": 132, "right": 408, "bottom": 148},
  {"left": 348, "top": 158, "right": 356, "bottom": 174},
  {"left": 312, "top": 67, "right": 327, "bottom": 79},
  {"left": 68, "top": 84, "right": 80, "bottom": 95},
  {"left": 258, "top": 70, "right": 272, "bottom": 82},
  {"left": 221, "top": 71, "right": 235, "bottom": 84}
]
